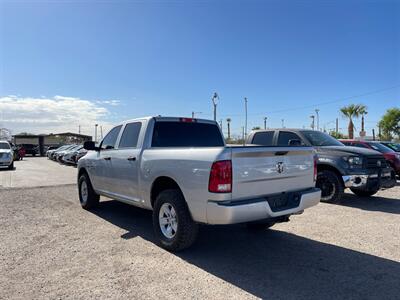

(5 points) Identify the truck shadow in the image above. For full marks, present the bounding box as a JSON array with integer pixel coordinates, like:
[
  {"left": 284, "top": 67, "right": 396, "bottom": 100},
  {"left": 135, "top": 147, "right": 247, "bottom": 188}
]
[
  {"left": 91, "top": 200, "right": 400, "bottom": 300},
  {"left": 335, "top": 193, "right": 400, "bottom": 215}
]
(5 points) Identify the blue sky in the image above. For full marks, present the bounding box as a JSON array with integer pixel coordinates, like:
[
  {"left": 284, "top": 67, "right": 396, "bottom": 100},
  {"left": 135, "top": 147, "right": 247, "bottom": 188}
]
[{"left": 1, "top": 0, "right": 399, "bottom": 137}]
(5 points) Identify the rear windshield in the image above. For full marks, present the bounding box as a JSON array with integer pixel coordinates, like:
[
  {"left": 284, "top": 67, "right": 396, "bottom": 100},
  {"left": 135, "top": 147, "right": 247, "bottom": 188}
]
[
  {"left": 151, "top": 121, "right": 224, "bottom": 147},
  {"left": 0, "top": 142, "right": 10, "bottom": 150}
]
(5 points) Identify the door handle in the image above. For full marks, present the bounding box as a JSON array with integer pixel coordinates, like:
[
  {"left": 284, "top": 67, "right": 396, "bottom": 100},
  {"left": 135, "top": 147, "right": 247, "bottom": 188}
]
[
  {"left": 103, "top": 157, "right": 111, "bottom": 160},
  {"left": 127, "top": 156, "right": 136, "bottom": 161}
]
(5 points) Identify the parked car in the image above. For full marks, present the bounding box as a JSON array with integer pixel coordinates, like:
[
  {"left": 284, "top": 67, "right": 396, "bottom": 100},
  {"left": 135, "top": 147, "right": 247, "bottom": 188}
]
[
  {"left": 50, "top": 145, "right": 75, "bottom": 161},
  {"left": 247, "top": 129, "right": 396, "bottom": 202},
  {"left": 0, "top": 141, "right": 14, "bottom": 170},
  {"left": 340, "top": 140, "right": 400, "bottom": 177},
  {"left": 74, "top": 148, "right": 88, "bottom": 164},
  {"left": 62, "top": 145, "right": 83, "bottom": 164},
  {"left": 380, "top": 142, "right": 400, "bottom": 153},
  {"left": 47, "top": 145, "right": 66, "bottom": 159},
  {"left": 78, "top": 116, "right": 321, "bottom": 251}
]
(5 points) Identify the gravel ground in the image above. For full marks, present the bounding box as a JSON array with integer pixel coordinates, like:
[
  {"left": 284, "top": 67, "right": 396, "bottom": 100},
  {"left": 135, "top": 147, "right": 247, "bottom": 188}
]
[{"left": 1, "top": 182, "right": 399, "bottom": 300}]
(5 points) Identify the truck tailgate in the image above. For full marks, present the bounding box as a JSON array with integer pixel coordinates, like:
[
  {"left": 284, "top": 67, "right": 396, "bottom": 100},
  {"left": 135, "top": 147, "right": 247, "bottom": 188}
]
[{"left": 230, "top": 146, "right": 315, "bottom": 199}]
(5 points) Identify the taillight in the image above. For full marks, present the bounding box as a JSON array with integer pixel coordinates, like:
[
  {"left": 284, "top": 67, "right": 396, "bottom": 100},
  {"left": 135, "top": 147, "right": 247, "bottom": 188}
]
[
  {"left": 313, "top": 155, "right": 317, "bottom": 182},
  {"left": 209, "top": 160, "right": 232, "bottom": 193}
]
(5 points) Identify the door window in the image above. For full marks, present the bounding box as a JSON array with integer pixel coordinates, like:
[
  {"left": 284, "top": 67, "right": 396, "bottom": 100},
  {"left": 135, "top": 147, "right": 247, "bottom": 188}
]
[
  {"left": 100, "top": 125, "right": 122, "bottom": 150},
  {"left": 252, "top": 131, "right": 274, "bottom": 146}
]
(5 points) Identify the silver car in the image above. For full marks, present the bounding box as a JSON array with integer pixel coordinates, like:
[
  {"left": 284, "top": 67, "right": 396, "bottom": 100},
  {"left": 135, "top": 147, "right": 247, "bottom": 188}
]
[{"left": 0, "top": 141, "right": 14, "bottom": 170}]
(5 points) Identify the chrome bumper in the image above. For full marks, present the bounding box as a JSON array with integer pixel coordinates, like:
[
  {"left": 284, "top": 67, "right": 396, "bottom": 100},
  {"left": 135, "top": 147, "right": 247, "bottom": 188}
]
[
  {"left": 342, "top": 170, "right": 393, "bottom": 188},
  {"left": 206, "top": 188, "right": 321, "bottom": 225}
]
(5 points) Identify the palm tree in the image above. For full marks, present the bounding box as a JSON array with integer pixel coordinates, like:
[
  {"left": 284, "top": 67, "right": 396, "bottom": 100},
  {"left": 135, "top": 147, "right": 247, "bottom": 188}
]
[
  {"left": 359, "top": 105, "right": 368, "bottom": 134},
  {"left": 226, "top": 118, "right": 231, "bottom": 140},
  {"left": 340, "top": 104, "right": 364, "bottom": 139}
]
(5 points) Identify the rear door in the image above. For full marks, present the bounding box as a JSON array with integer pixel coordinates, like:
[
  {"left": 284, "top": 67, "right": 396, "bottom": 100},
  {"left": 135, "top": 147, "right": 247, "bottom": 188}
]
[{"left": 230, "top": 145, "right": 315, "bottom": 199}]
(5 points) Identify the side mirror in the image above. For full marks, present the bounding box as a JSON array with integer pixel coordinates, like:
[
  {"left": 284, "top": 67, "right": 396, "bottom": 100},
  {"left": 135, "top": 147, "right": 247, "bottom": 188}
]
[
  {"left": 289, "top": 139, "right": 302, "bottom": 146},
  {"left": 83, "top": 141, "right": 99, "bottom": 151}
]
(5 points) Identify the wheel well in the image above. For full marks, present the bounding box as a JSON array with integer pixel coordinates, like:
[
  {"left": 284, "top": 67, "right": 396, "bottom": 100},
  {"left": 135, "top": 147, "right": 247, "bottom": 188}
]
[
  {"left": 317, "top": 164, "right": 344, "bottom": 185},
  {"left": 150, "top": 176, "right": 182, "bottom": 208},
  {"left": 78, "top": 168, "right": 88, "bottom": 179}
]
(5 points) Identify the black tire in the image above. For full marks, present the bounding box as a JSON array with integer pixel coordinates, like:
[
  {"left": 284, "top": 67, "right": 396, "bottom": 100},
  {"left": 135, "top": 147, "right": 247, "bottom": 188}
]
[
  {"left": 153, "top": 189, "right": 198, "bottom": 252},
  {"left": 78, "top": 173, "right": 99, "bottom": 210},
  {"left": 8, "top": 161, "right": 14, "bottom": 170},
  {"left": 316, "top": 170, "right": 344, "bottom": 203},
  {"left": 350, "top": 188, "right": 378, "bottom": 197},
  {"left": 246, "top": 220, "right": 276, "bottom": 230}
]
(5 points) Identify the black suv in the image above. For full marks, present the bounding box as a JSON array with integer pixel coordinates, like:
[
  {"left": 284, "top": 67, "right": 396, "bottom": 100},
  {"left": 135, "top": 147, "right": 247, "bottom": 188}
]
[{"left": 246, "top": 129, "right": 396, "bottom": 203}]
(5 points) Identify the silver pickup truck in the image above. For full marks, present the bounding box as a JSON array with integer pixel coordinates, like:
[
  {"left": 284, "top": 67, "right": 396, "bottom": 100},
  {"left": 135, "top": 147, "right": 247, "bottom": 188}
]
[{"left": 78, "top": 116, "right": 320, "bottom": 251}]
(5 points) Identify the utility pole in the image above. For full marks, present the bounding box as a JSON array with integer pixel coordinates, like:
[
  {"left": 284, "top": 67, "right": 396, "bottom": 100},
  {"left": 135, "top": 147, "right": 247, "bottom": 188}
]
[
  {"left": 211, "top": 92, "right": 219, "bottom": 121},
  {"left": 315, "top": 109, "right": 320, "bottom": 131},
  {"left": 191, "top": 111, "right": 202, "bottom": 118},
  {"left": 372, "top": 129, "right": 376, "bottom": 141},
  {"left": 226, "top": 118, "right": 231, "bottom": 140},
  {"left": 281, "top": 119, "right": 285, "bottom": 128},
  {"left": 94, "top": 124, "right": 98, "bottom": 142},
  {"left": 335, "top": 118, "right": 339, "bottom": 134},
  {"left": 264, "top": 117, "right": 267, "bottom": 129},
  {"left": 244, "top": 97, "right": 248, "bottom": 136},
  {"left": 378, "top": 124, "right": 382, "bottom": 140},
  {"left": 78, "top": 125, "right": 81, "bottom": 134},
  {"left": 310, "top": 115, "right": 315, "bottom": 130},
  {"left": 242, "top": 126, "right": 245, "bottom": 145}
]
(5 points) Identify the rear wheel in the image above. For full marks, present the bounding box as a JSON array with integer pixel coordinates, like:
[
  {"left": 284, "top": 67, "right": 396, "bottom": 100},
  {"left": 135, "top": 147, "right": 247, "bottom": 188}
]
[
  {"left": 78, "top": 173, "right": 99, "bottom": 210},
  {"left": 316, "top": 170, "right": 344, "bottom": 203},
  {"left": 153, "top": 189, "right": 198, "bottom": 251},
  {"left": 350, "top": 188, "right": 378, "bottom": 197}
]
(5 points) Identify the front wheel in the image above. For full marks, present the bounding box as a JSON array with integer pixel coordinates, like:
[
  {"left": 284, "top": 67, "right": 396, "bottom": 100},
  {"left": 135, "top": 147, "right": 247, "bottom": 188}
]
[
  {"left": 153, "top": 189, "right": 198, "bottom": 252},
  {"left": 316, "top": 170, "right": 344, "bottom": 203},
  {"left": 350, "top": 188, "right": 378, "bottom": 197},
  {"left": 78, "top": 173, "right": 99, "bottom": 210}
]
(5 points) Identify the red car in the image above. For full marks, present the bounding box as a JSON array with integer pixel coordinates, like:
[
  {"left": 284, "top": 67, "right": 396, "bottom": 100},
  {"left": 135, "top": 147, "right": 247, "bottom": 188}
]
[{"left": 339, "top": 140, "right": 400, "bottom": 176}]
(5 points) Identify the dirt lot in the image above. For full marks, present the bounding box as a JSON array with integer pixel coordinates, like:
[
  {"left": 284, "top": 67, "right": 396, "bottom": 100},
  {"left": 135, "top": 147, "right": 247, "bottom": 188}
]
[{"left": 0, "top": 158, "right": 399, "bottom": 299}]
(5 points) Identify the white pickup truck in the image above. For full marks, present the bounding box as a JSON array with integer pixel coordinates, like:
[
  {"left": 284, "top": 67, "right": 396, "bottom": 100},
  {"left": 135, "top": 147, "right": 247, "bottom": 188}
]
[{"left": 78, "top": 116, "right": 320, "bottom": 251}]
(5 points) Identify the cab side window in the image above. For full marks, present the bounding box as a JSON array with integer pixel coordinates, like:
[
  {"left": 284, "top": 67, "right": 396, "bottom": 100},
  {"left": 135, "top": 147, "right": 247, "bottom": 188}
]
[
  {"left": 277, "top": 131, "right": 303, "bottom": 146},
  {"left": 252, "top": 131, "right": 274, "bottom": 146},
  {"left": 100, "top": 125, "right": 122, "bottom": 150},
  {"left": 119, "top": 122, "right": 142, "bottom": 148}
]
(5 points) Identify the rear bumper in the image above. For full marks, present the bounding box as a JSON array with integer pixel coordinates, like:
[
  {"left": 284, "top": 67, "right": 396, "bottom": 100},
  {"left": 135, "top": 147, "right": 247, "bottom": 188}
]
[
  {"left": 206, "top": 188, "right": 321, "bottom": 225},
  {"left": 342, "top": 167, "right": 396, "bottom": 190}
]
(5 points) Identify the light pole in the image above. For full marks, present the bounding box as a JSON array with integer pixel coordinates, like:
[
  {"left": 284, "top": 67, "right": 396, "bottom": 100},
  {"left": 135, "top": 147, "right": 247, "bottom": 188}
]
[
  {"left": 244, "top": 97, "right": 248, "bottom": 136},
  {"left": 315, "top": 109, "right": 320, "bottom": 131},
  {"left": 264, "top": 117, "right": 267, "bottom": 129},
  {"left": 226, "top": 118, "right": 231, "bottom": 140},
  {"left": 310, "top": 115, "right": 315, "bottom": 130},
  {"left": 211, "top": 92, "right": 219, "bottom": 121},
  {"left": 94, "top": 124, "right": 98, "bottom": 142}
]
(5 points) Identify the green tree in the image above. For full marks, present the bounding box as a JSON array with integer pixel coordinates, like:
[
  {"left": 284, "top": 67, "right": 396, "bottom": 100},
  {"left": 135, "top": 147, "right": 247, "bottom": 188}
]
[
  {"left": 378, "top": 108, "right": 400, "bottom": 140},
  {"left": 340, "top": 104, "right": 365, "bottom": 139},
  {"left": 252, "top": 126, "right": 261, "bottom": 130},
  {"left": 329, "top": 131, "right": 345, "bottom": 139}
]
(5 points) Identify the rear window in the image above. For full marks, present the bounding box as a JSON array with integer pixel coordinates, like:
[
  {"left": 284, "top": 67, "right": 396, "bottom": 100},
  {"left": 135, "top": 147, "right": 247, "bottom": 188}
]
[{"left": 151, "top": 121, "right": 224, "bottom": 147}]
